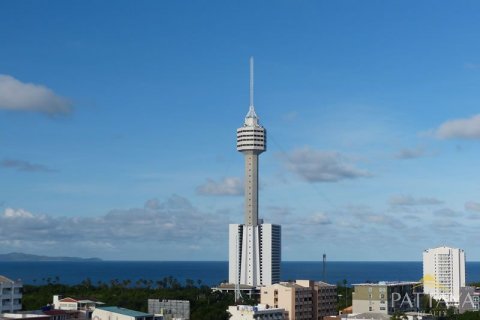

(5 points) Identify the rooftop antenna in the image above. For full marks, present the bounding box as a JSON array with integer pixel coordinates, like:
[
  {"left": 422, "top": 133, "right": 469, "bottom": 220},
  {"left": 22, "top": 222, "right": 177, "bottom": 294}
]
[
  {"left": 323, "top": 253, "right": 327, "bottom": 282},
  {"left": 249, "top": 56, "right": 254, "bottom": 109}
]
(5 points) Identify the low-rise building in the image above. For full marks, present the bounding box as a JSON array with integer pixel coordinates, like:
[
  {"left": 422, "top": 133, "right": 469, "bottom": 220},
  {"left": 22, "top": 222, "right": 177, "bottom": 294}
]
[
  {"left": 0, "top": 276, "right": 22, "bottom": 313},
  {"left": 228, "top": 304, "right": 285, "bottom": 320},
  {"left": 261, "top": 280, "right": 337, "bottom": 320},
  {"left": 261, "top": 282, "right": 313, "bottom": 320},
  {"left": 352, "top": 281, "right": 421, "bottom": 315},
  {"left": 147, "top": 299, "right": 189, "bottom": 320},
  {"left": 295, "top": 280, "right": 337, "bottom": 320},
  {"left": 53, "top": 296, "right": 104, "bottom": 312},
  {"left": 92, "top": 307, "right": 153, "bottom": 320}
]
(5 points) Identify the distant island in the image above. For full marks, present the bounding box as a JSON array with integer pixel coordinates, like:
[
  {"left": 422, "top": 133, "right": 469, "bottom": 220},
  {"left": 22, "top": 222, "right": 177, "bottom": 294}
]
[{"left": 0, "top": 252, "right": 102, "bottom": 262}]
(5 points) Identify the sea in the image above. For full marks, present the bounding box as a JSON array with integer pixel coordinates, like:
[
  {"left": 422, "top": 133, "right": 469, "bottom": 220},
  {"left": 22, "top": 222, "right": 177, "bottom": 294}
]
[{"left": 1, "top": 261, "right": 479, "bottom": 287}]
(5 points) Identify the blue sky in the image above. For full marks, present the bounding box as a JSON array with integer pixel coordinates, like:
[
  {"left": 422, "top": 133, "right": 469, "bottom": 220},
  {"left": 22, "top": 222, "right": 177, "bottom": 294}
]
[{"left": 1, "top": 0, "right": 480, "bottom": 261}]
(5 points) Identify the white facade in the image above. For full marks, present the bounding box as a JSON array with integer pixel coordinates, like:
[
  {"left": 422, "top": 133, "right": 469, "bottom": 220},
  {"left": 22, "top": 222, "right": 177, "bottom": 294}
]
[
  {"left": 228, "top": 58, "right": 281, "bottom": 287},
  {"left": 53, "top": 295, "right": 104, "bottom": 311},
  {"left": 229, "top": 223, "right": 281, "bottom": 286},
  {"left": 423, "top": 246, "right": 466, "bottom": 306},
  {"left": 228, "top": 304, "right": 285, "bottom": 320},
  {"left": 0, "top": 276, "right": 22, "bottom": 313},
  {"left": 92, "top": 307, "right": 152, "bottom": 320}
]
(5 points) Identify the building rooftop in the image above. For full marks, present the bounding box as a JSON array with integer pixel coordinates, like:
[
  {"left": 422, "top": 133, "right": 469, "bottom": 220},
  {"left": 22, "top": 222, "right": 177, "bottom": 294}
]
[
  {"left": 0, "top": 314, "right": 49, "bottom": 320},
  {"left": 229, "top": 304, "right": 284, "bottom": 314},
  {"left": 96, "top": 307, "right": 152, "bottom": 318},
  {"left": 58, "top": 296, "right": 104, "bottom": 304},
  {"left": 353, "top": 281, "right": 420, "bottom": 287},
  {"left": 43, "top": 310, "right": 67, "bottom": 316},
  {"left": 277, "top": 282, "right": 307, "bottom": 289},
  {"left": 404, "top": 312, "right": 434, "bottom": 316},
  {"left": 315, "top": 281, "right": 336, "bottom": 287},
  {"left": 346, "top": 313, "right": 390, "bottom": 320},
  {"left": 0, "top": 276, "right": 16, "bottom": 283},
  {"left": 215, "top": 283, "right": 256, "bottom": 290}
]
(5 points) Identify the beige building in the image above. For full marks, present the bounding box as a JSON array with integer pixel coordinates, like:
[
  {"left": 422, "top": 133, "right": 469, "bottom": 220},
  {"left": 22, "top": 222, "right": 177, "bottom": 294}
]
[
  {"left": 295, "top": 280, "right": 337, "bottom": 320},
  {"left": 352, "top": 281, "right": 420, "bottom": 315},
  {"left": 261, "top": 281, "right": 337, "bottom": 320}
]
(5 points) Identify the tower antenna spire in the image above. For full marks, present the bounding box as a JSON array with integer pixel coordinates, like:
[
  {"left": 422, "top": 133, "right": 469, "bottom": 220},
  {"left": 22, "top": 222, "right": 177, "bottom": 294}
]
[{"left": 249, "top": 56, "right": 254, "bottom": 109}]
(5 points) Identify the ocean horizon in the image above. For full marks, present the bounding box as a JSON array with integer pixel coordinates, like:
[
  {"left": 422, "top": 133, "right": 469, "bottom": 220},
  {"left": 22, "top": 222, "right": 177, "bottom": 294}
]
[{"left": 1, "top": 261, "right": 479, "bottom": 287}]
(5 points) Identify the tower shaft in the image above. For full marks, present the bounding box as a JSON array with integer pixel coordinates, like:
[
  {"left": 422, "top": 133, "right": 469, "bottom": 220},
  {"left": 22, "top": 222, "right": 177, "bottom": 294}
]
[{"left": 244, "top": 151, "right": 260, "bottom": 226}]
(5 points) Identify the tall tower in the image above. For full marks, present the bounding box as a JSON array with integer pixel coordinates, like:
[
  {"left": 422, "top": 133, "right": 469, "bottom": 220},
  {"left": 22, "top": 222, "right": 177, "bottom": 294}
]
[
  {"left": 229, "top": 57, "right": 281, "bottom": 287},
  {"left": 236, "top": 57, "right": 266, "bottom": 226}
]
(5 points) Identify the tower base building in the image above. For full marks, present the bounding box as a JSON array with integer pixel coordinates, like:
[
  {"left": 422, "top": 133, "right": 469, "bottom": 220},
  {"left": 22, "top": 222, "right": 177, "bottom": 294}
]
[{"left": 229, "top": 223, "right": 281, "bottom": 286}]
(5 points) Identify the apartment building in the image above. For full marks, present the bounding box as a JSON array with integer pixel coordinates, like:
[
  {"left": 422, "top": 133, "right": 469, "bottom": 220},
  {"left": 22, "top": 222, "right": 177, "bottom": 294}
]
[
  {"left": 261, "top": 282, "right": 313, "bottom": 320},
  {"left": 0, "top": 276, "right": 22, "bottom": 313},
  {"left": 352, "top": 281, "right": 421, "bottom": 315},
  {"left": 147, "top": 299, "right": 190, "bottom": 320},
  {"left": 423, "top": 246, "right": 465, "bottom": 306},
  {"left": 295, "top": 280, "right": 337, "bottom": 320}
]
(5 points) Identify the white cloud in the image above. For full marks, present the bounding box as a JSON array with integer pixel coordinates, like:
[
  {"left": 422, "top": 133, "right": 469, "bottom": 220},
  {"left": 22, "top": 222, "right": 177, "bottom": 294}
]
[
  {"left": 434, "top": 114, "right": 480, "bottom": 139},
  {"left": 0, "top": 159, "right": 56, "bottom": 173},
  {"left": 0, "top": 75, "right": 72, "bottom": 115},
  {"left": 389, "top": 195, "right": 443, "bottom": 206},
  {"left": 348, "top": 205, "right": 406, "bottom": 229},
  {"left": 465, "top": 201, "right": 480, "bottom": 212},
  {"left": 0, "top": 195, "right": 228, "bottom": 247},
  {"left": 362, "top": 214, "right": 406, "bottom": 228},
  {"left": 433, "top": 208, "right": 462, "bottom": 217},
  {"left": 282, "top": 147, "right": 371, "bottom": 183},
  {"left": 394, "top": 146, "right": 427, "bottom": 160},
  {"left": 3, "top": 208, "right": 34, "bottom": 219},
  {"left": 307, "top": 212, "right": 332, "bottom": 225},
  {"left": 196, "top": 177, "right": 243, "bottom": 196}
]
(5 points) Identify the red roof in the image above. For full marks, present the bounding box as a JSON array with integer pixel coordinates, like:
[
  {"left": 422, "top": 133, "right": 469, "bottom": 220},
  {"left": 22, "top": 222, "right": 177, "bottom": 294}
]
[
  {"left": 59, "top": 297, "right": 78, "bottom": 303},
  {"left": 44, "top": 310, "right": 68, "bottom": 315}
]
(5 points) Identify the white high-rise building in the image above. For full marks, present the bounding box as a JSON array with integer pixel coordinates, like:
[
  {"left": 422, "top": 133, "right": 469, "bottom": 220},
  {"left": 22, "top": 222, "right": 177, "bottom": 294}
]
[
  {"left": 423, "top": 246, "right": 466, "bottom": 306},
  {"left": 228, "top": 58, "right": 281, "bottom": 287}
]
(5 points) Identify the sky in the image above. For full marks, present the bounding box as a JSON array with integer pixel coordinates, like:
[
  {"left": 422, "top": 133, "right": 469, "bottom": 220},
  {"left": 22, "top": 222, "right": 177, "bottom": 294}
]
[{"left": 1, "top": 0, "right": 480, "bottom": 261}]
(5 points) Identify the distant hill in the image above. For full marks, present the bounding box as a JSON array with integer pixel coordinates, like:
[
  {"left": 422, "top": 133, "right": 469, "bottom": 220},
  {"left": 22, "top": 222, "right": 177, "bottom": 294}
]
[{"left": 0, "top": 252, "right": 102, "bottom": 262}]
